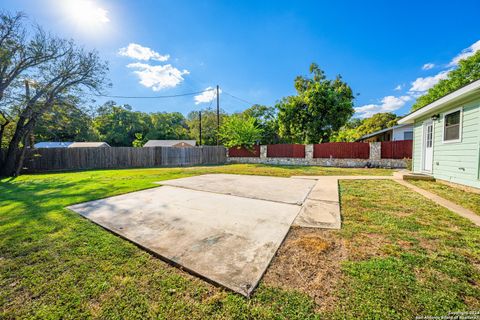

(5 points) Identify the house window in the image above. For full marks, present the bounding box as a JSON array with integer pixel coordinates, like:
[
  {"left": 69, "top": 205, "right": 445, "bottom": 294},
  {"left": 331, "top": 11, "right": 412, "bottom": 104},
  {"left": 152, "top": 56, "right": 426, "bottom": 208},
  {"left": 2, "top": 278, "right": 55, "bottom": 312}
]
[
  {"left": 443, "top": 109, "right": 462, "bottom": 142},
  {"left": 403, "top": 131, "right": 413, "bottom": 140}
]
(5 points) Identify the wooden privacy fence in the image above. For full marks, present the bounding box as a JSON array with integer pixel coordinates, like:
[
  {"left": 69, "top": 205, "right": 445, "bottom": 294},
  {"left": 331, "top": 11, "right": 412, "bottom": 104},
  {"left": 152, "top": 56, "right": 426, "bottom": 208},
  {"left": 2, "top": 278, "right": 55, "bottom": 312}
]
[
  {"left": 381, "top": 140, "right": 413, "bottom": 159},
  {"left": 313, "top": 142, "right": 370, "bottom": 159},
  {"left": 228, "top": 145, "right": 260, "bottom": 157},
  {"left": 13, "top": 146, "right": 226, "bottom": 173},
  {"left": 267, "top": 144, "right": 305, "bottom": 158}
]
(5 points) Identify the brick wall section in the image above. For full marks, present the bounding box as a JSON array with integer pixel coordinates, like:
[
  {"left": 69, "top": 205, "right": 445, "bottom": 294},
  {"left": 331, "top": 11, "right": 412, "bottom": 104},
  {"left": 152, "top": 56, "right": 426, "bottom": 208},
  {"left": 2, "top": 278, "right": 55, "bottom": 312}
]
[{"left": 228, "top": 142, "right": 408, "bottom": 168}]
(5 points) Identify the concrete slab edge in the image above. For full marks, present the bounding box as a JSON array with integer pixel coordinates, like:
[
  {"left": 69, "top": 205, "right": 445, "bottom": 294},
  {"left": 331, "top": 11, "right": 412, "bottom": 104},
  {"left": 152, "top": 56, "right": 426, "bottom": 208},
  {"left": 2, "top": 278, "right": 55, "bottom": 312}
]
[{"left": 69, "top": 208, "right": 255, "bottom": 297}]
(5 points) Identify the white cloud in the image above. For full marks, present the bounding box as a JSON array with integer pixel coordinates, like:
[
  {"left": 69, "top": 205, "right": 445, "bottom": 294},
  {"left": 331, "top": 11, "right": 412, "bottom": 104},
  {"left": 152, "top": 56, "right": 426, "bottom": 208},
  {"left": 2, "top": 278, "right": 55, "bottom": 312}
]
[
  {"left": 194, "top": 87, "right": 221, "bottom": 105},
  {"left": 448, "top": 40, "right": 480, "bottom": 66},
  {"left": 422, "top": 63, "right": 435, "bottom": 70},
  {"left": 409, "top": 70, "right": 449, "bottom": 93},
  {"left": 355, "top": 95, "right": 411, "bottom": 118},
  {"left": 127, "top": 62, "right": 189, "bottom": 91},
  {"left": 119, "top": 43, "right": 170, "bottom": 62},
  {"left": 355, "top": 39, "right": 480, "bottom": 118}
]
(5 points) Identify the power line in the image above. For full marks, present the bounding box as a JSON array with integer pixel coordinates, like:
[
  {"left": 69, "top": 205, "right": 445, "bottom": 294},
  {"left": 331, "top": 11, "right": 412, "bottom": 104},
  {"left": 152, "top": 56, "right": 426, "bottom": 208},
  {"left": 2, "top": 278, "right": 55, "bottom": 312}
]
[
  {"left": 89, "top": 88, "right": 214, "bottom": 99},
  {"left": 222, "top": 90, "right": 255, "bottom": 106}
]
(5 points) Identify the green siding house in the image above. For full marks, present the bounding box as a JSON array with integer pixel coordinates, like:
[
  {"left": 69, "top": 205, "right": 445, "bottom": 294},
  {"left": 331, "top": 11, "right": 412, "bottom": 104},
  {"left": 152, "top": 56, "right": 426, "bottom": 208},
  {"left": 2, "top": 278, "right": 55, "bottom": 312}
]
[{"left": 398, "top": 79, "right": 480, "bottom": 189}]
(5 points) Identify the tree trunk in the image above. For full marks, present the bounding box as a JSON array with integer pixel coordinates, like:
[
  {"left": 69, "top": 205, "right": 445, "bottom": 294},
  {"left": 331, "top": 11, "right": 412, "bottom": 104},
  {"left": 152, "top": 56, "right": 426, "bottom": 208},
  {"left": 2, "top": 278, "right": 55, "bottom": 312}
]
[
  {"left": 0, "top": 117, "right": 29, "bottom": 177},
  {"left": 14, "top": 132, "right": 30, "bottom": 176},
  {"left": 0, "top": 121, "right": 8, "bottom": 148},
  {"left": 1, "top": 103, "right": 48, "bottom": 176},
  {"left": 0, "top": 136, "right": 21, "bottom": 177}
]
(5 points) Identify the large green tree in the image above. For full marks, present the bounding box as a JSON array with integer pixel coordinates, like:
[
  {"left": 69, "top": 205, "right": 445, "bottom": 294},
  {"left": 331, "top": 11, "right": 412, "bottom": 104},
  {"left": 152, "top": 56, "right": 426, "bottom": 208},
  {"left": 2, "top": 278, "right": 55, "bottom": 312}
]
[
  {"left": 412, "top": 51, "right": 480, "bottom": 111},
  {"left": 218, "top": 114, "right": 262, "bottom": 148},
  {"left": 242, "top": 104, "right": 279, "bottom": 144},
  {"left": 34, "top": 101, "right": 98, "bottom": 142},
  {"left": 93, "top": 102, "right": 151, "bottom": 147},
  {"left": 146, "top": 112, "right": 189, "bottom": 141},
  {"left": 356, "top": 113, "right": 398, "bottom": 137},
  {"left": 330, "top": 118, "right": 363, "bottom": 142},
  {"left": 0, "top": 12, "right": 108, "bottom": 176},
  {"left": 331, "top": 113, "right": 399, "bottom": 142},
  {"left": 277, "top": 63, "right": 355, "bottom": 143}
]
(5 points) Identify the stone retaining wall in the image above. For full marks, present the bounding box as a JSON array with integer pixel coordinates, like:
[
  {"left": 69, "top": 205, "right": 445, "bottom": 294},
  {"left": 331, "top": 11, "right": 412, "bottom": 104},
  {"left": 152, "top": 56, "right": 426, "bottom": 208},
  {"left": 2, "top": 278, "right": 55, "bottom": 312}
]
[
  {"left": 227, "top": 142, "right": 407, "bottom": 168},
  {"left": 227, "top": 156, "right": 406, "bottom": 168}
]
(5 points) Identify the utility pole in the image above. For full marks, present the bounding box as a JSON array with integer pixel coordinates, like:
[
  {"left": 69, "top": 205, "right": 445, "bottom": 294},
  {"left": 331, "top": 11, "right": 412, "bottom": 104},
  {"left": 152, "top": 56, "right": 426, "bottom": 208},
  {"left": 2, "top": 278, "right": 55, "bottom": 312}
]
[
  {"left": 216, "top": 84, "right": 220, "bottom": 145},
  {"left": 199, "top": 110, "right": 202, "bottom": 146}
]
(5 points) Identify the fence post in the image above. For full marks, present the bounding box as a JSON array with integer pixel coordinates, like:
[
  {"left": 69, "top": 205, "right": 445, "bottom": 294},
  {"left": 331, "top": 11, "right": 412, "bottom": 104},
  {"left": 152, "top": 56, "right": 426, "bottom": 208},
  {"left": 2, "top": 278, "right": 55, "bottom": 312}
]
[
  {"left": 369, "top": 142, "right": 381, "bottom": 160},
  {"left": 305, "top": 144, "right": 313, "bottom": 161},
  {"left": 260, "top": 145, "right": 267, "bottom": 159}
]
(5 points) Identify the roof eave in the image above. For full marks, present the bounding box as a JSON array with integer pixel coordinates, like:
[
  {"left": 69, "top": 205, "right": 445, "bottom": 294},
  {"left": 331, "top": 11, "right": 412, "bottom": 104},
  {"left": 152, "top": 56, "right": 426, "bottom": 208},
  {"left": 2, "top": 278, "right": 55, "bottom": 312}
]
[{"left": 399, "top": 80, "right": 480, "bottom": 124}]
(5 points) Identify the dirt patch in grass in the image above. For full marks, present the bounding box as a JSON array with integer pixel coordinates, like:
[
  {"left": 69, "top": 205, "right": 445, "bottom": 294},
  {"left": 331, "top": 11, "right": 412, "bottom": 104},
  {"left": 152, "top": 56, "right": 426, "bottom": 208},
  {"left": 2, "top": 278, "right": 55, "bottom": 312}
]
[{"left": 262, "top": 227, "right": 347, "bottom": 313}]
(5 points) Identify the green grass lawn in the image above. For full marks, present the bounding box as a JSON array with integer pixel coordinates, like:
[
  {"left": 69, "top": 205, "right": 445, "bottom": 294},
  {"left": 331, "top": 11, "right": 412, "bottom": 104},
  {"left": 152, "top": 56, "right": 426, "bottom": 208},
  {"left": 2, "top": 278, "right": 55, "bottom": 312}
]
[
  {"left": 409, "top": 180, "right": 480, "bottom": 216},
  {"left": 0, "top": 164, "right": 478, "bottom": 319}
]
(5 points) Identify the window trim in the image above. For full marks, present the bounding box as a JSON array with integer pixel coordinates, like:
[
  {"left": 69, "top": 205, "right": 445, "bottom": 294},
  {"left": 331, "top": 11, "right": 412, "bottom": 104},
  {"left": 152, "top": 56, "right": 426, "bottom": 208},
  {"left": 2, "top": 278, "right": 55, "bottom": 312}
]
[{"left": 442, "top": 107, "right": 463, "bottom": 144}]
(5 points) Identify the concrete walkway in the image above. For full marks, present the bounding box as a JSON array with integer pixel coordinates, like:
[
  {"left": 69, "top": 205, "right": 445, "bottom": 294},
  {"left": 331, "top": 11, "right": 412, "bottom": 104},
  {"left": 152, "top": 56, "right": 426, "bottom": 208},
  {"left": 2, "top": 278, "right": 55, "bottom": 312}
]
[
  {"left": 395, "top": 179, "right": 480, "bottom": 227},
  {"left": 292, "top": 175, "right": 480, "bottom": 228}
]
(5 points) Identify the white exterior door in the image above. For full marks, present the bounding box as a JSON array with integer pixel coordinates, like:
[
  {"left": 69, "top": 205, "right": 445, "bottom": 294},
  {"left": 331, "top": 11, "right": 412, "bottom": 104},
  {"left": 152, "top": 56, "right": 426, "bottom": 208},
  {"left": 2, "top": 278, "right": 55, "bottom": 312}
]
[{"left": 423, "top": 121, "right": 433, "bottom": 172}]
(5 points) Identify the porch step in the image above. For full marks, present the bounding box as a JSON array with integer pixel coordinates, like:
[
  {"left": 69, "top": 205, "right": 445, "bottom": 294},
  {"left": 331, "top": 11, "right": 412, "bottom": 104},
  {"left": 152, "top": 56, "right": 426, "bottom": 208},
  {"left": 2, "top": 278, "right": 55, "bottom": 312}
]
[{"left": 393, "top": 170, "right": 435, "bottom": 181}]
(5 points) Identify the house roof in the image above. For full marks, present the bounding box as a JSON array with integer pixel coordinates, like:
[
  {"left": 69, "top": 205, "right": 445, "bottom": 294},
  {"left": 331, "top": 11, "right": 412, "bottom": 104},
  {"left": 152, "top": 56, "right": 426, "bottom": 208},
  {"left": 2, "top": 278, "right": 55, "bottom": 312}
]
[
  {"left": 68, "top": 142, "right": 110, "bottom": 148},
  {"left": 34, "top": 142, "right": 72, "bottom": 148},
  {"left": 144, "top": 140, "right": 197, "bottom": 147},
  {"left": 356, "top": 124, "right": 412, "bottom": 141},
  {"left": 399, "top": 79, "right": 480, "bottom": 124}
]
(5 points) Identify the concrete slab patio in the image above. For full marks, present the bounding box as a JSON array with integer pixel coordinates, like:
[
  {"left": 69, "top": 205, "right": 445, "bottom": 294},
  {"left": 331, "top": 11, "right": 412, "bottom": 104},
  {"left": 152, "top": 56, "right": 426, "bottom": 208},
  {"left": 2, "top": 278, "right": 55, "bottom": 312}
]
[
  {"left": 68, "top": 175, "right": 317, "bottom": 297},
  {"left": 158, "top": 174, "right": 316, "bottom": 205}
]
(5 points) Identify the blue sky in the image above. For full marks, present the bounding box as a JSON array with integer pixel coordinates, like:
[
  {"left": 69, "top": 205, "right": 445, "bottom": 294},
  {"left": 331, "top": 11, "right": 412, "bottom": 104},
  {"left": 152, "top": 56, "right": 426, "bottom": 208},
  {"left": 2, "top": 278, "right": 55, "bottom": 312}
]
[{"left": 3, "top": 0, "right": 480, "bottom": 117}]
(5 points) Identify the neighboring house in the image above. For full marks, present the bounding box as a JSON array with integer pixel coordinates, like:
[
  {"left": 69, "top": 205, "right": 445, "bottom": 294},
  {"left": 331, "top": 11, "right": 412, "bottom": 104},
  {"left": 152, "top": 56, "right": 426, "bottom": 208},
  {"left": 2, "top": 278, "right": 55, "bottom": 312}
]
[
  {"left": 34, "top": 142, "right": 72, "bottom": 148},
  {"left": 398, "top": 79, "right": 480, "bottom": 189},
  {"left": 144, "top": 140, "right": 197, "bottom": 148},
  {"left": 357, "top": 124, "right": 413, "bottom": 142},
  {"left": 34, "top": 142, "right": 110, "bottom": 148},
  {"left": 68, "top": 142, "right": 110, "bottom": 148}
]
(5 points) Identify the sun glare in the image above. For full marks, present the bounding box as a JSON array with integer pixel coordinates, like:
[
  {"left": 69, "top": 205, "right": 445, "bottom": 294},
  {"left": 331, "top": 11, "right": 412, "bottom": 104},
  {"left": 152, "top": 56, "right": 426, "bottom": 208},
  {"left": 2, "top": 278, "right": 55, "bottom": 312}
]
[{"left": 59, "top": 0, "right": 110, "bottom": 35}]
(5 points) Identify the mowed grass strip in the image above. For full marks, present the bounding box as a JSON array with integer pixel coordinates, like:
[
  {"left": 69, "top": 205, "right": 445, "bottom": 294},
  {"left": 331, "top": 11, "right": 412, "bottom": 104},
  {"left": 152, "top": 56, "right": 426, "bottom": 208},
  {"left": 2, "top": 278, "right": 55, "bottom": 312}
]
[
  {"left": 327, "top": 180, "right": 480, "bottom": 319},
  {"left": 409, "top": 180, "right": 480, "bottom": 216},
  {"left": 1, "top": 165, "right": 478, "bottom": 319}
]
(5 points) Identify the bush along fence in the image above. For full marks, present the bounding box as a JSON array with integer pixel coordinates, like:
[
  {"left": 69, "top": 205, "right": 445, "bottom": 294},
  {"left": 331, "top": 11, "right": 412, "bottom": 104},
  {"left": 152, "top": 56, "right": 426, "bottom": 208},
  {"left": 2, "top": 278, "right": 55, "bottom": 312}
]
[
  {"left": 7, "top": 146, "right": 227, "bottom": 173},
  {"left": 227, "top": 141, "right": 412, "bottom": 168}
]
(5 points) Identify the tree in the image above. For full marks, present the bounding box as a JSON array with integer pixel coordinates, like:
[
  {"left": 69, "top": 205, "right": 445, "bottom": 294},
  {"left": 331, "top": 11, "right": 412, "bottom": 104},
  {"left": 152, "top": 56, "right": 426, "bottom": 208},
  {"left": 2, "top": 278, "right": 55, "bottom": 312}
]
[
  {"left": 356, "top": 113, "right": 398, "bottom": 137},
  {"left": 330, "top": 118, "right": 363, "bottom": 142},
  {"left": 218, "top": 114, "right": 263, "bottom": 148},
  {"left": 132, "top": 133, "right": 145, "bottom": 147},
  {"left": 93, "top": 102, "right": 150, "bottom": 147},
  {"left": 277, "top": 63, "right": 355, "bottom": 143},
  {"left": 34, "top": 101, "right": 98, "bottom": 142},
  {"left": 0, "top": 12, "right": 68, "bottom": 149},
  {"left": 330, "top": 113, "right": 399, "bottom": 142},
  {"left": 0, "top": 26, "right": 108, "bottom": 176},
  {"left": 242, "top": 104, "right": 279, "bottom": 144},
  {"left": 412, "top": 51, "right": 480, "bottom": 111},
  {"left": 146, "top": 112, "right": 189, "bottom": 140},
  {"left": 186, "top": 108, "right": 227, "bottom": 145}
]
